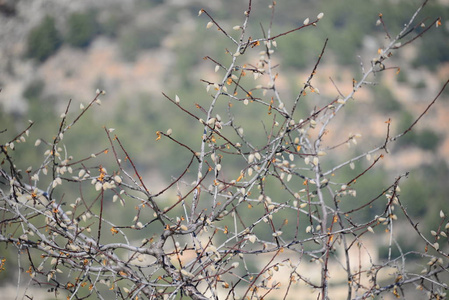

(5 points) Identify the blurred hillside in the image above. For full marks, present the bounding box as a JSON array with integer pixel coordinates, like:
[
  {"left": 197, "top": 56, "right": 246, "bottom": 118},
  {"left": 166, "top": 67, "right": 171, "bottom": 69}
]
[{"left": 0, "top": 0, "right": 448, "bottom": 245}]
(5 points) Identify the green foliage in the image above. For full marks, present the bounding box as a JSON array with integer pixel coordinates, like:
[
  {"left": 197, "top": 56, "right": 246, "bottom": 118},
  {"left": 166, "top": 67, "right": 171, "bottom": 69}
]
[
  {"left": 414, "top": 129, "right": 441, "bottom": 151},
  {"left": 66, "top": 11, "right": 99, "bottom": 48},
  {"left": 118, "top": 26, "right": 168, "bottom": 61},
  {"left": 401, "top": 161, "right": 449, "bottom": 224},
  {"left": 26, "top": 16, "right": 62, "bottom": 62},
  {"left": 396, "top": 112, "right": 441, "bottom": 151},
  {"left": 371, "top": 85, "right": 402, "bottom": 113},
  {"left": 23, "top": 79, "right": 45, "bottom": 100},
  {"left": 98, "top": 12, "right": 126, "bottom": 38}
]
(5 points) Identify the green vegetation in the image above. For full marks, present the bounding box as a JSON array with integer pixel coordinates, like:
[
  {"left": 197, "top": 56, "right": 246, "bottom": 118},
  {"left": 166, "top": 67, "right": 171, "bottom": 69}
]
[
  {"left": 66, "top": 11, "right": 99, "bottom": 48},
  {"left": 371, "top": 85, "right": 402, "bottom": 113},
  {"left": 26, "top": 16, "right": 62, "bottom": 62},
  {"left": 396, "top": 112, "right": 441, "bottom": 151}
]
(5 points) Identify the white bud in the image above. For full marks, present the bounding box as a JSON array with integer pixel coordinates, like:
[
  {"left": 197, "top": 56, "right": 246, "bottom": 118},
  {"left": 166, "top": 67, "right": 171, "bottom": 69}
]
[
  {"left": 317, "top": 12, "right": 324, "bottom": 20},
  {"left": 303, "top": 18, "right": 310, "bottom": 25},
  {"left": 433, "top": 242, "right": 439, "bottom": 250},
  {"left": 175, "top": 95, "right": 180, "bottom": 103},
  {"left": 95, "top": 181, "right": 103, "bottom": 191},
  {"left": 248, "top": 235, "right": 256, "bottom": 243},
  {"left": 206, "top": 21, "right": 214, "bottom": 29}
]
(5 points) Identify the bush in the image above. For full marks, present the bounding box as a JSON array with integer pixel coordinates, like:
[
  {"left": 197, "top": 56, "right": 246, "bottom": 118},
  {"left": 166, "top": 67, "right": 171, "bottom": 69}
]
[
  {"left": 65, "top": 11, "right": 99, "bottom": 49},
  {"left": 26, "top": 16, "right": 62, "bottom": 62}
]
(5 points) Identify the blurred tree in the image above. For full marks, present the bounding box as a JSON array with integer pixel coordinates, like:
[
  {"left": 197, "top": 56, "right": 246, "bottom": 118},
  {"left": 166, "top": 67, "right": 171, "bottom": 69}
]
[
  {"left": 65, "top": 11, "right": 99, "bottom": 49},
  {"left": 26, "top": 16, "right": 62, "bottom": 62}
]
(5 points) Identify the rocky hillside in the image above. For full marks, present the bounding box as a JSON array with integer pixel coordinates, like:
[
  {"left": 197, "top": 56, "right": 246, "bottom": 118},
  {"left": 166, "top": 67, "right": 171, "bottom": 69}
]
[{"left": 0, "top": 0, "right": 448, "bottom": 170}]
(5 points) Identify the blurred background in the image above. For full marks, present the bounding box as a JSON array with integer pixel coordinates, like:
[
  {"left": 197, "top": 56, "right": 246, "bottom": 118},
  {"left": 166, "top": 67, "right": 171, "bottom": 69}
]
[{"left": 0, "top": 0, "right": 448, "bottom": 298}]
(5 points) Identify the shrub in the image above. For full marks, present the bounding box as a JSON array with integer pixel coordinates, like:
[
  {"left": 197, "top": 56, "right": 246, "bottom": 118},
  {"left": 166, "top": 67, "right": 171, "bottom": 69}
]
[
  {"left": 26, "top": 16, "right": 62, "bottom": 62},
  {"left": 65, "top": 11, "right": 99, "bottom": 49}
]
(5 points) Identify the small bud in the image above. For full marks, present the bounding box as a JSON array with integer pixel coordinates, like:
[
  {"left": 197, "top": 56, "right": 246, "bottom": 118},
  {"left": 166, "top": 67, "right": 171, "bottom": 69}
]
[
  {"left": 233, "top": 25, "right": 241, "bottom": 30},
  {"left": 304, "top": 157, "right": 310, "bottom": 165},
  {"left": 206, "top": 21, "right": 214, "bottom": 29},
  {"left": 114, "top": 175, "right": 122, "bottom": 183},
  {"left": 175, "top": 95, "right": 180, "bottom": 103},
  {"left": 248, "top": 235, "right": 256, "bottom": 243},
  {"left": 317, "top": 12, "right": 324, "bottom": 20},
  {"left": 272, "top": 231, "right": 282, "bottom": 237},
  {"left": 303, "top": 18, "right": 310, "bottom": 25}
]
